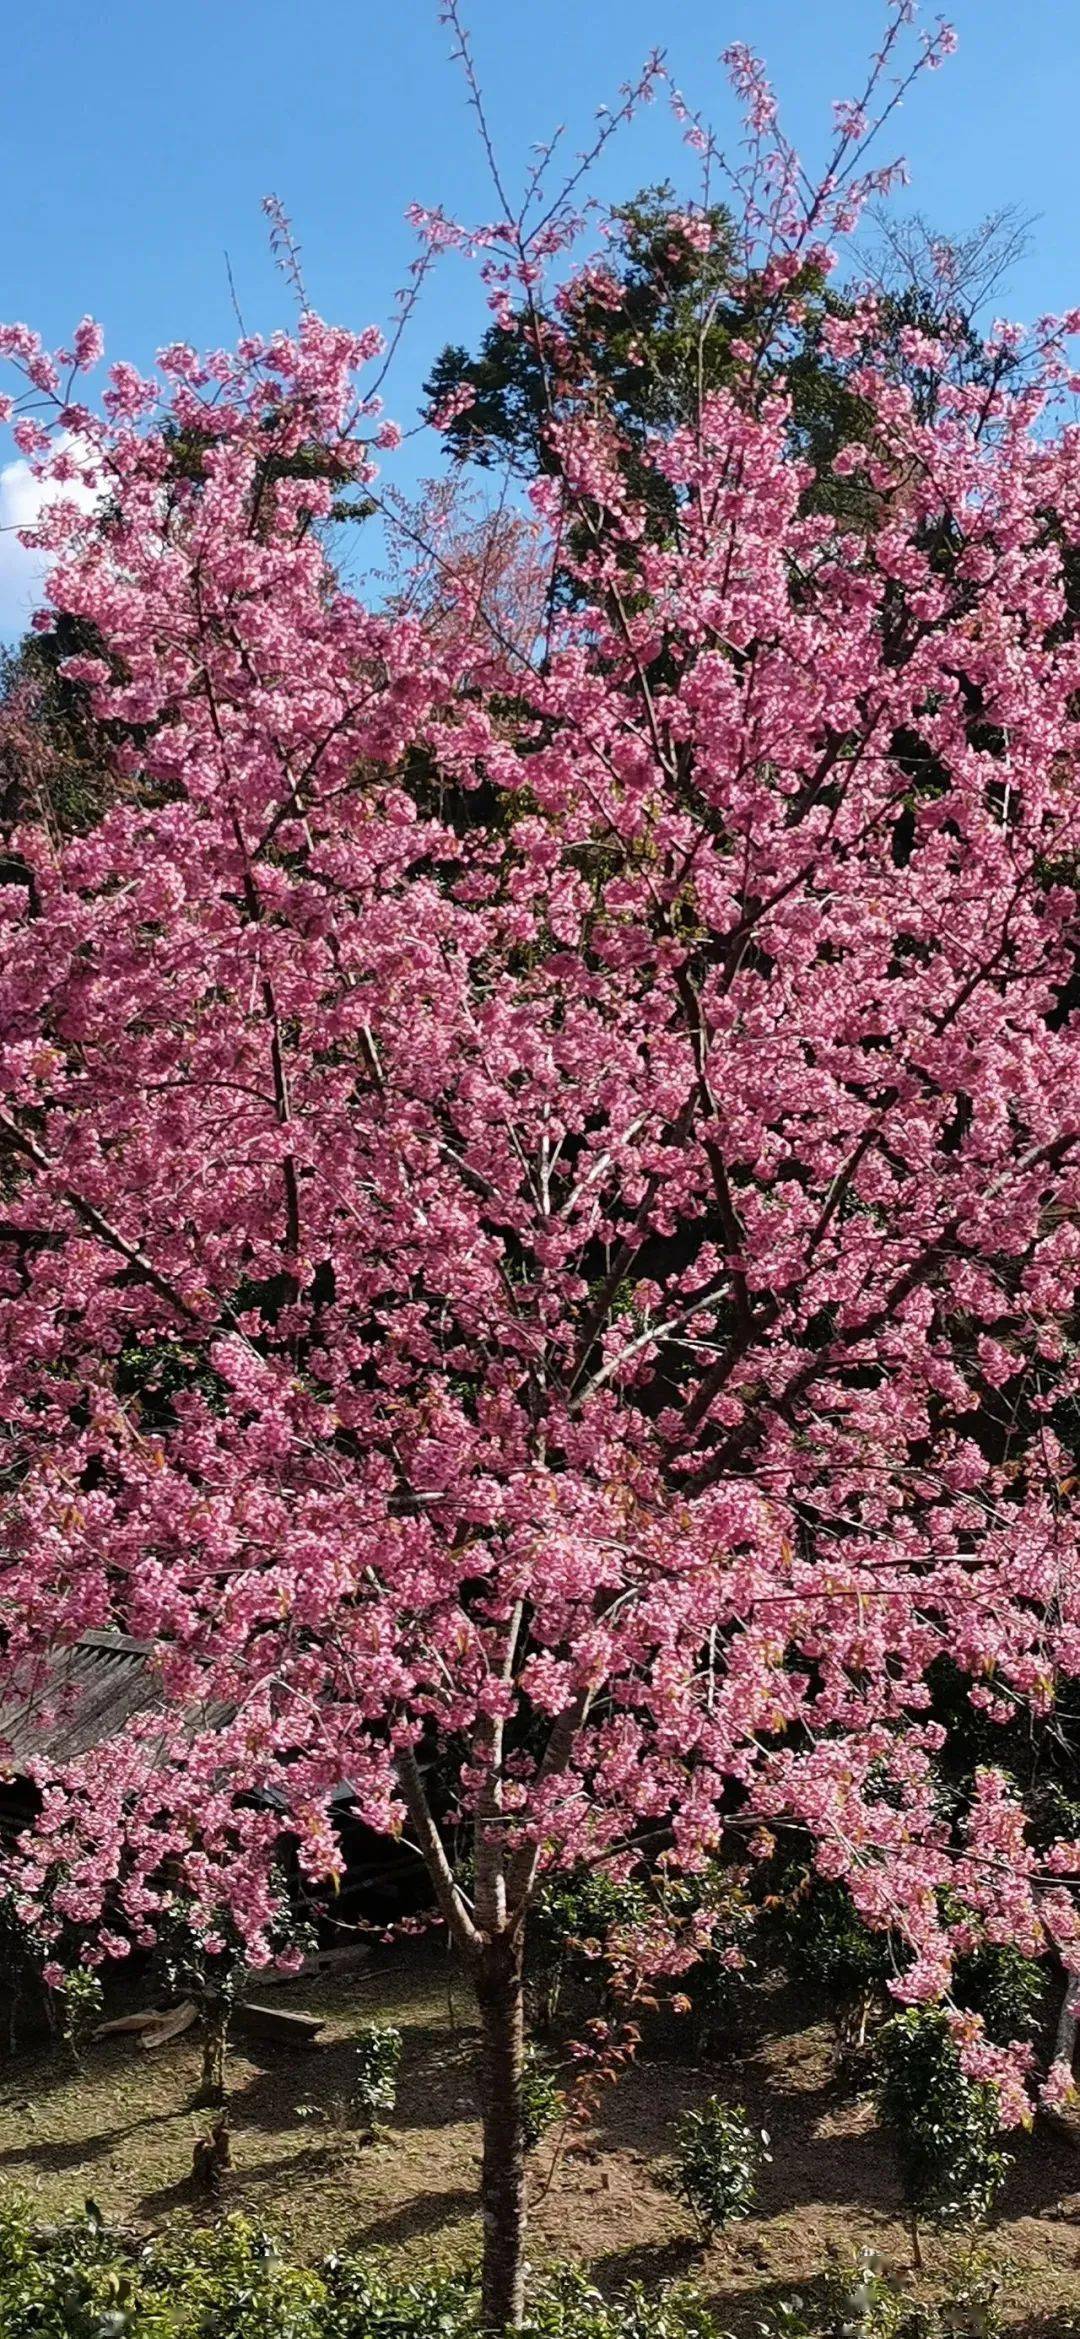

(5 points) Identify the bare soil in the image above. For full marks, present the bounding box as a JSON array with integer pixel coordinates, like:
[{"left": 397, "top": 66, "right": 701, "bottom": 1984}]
[{"left": 1, "top": 1941, "right": 1078, "bottom": 2332}]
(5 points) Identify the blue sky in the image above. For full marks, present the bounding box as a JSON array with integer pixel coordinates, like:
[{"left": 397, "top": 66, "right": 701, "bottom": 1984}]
[{"left": 0, "top": 0, "right": 1074, "bottom": 632}]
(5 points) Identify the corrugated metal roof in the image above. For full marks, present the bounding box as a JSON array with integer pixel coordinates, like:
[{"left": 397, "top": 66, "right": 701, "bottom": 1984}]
[{"left": 0, "top": 1632, "right": 158, "bottom": 1767}]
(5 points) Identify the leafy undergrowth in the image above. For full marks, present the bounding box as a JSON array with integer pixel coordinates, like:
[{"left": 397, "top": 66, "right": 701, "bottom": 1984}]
[{"left": 1, "top": 1942, "right": 1079, "bottom": 2333}]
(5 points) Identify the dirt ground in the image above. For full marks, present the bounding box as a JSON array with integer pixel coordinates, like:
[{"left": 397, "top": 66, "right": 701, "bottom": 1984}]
[{"left": 1, "top": 1941, "right": 1079, "bottom": 2333}]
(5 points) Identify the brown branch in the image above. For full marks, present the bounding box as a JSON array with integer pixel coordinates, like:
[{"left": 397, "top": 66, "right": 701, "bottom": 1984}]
[
  {"left": 505, "top": 1693, "right": 591, "bottom": 1930},
  {"left": 0, "top": 1112, "right": 204, "bottom": 1324},
  {"left": 396, "top": 1743, "right": 481, "bottom": 1963}
]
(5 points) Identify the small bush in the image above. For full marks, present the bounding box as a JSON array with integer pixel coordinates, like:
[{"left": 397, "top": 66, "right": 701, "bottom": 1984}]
[
  {"left": 667, "top": 2098, "right": 769, "bottom": 2239},
  {"left": 348, "top": 2019, "right": 402, "bottom": 2130},
  {"left": 762, "top": 1865, "right": 893, "bottom": 2010},
  {"left": 753, "top": 2252, "right": 1003, "bottom": 2338},
  {"left": 321, "top": 2257, "right": 473, "bottom": 2337},
  {"left": 0, "top": 1889, "right": 49, "bottom": 2048},
  {"left": 148, "top": 2216, "right": 326, "bottom": 2337},
  {"left": 0, "top": 2192, "right": 144, "bottom": 2339},
  {"left": 57, "top": 1968, "right": 105, "bottom": 2068},
  {"left": 0, "top": 2199, "right": 730, "bottom": 2338},
  {"left": 531, "top": 1869, "right": 650, "bottom": 2027},
  {"left": 877, "top": 2009, "right": 1011, "bottom": 2236},
  {"left": 661, "top": 1866, "right": 755, "bottom": 2059},
  {"left": 951, "top": 1940, "right": 1045, "bottom": 2046},
  {"left": 520, "top": 2264, "right": 719, "bottom": 2337}
]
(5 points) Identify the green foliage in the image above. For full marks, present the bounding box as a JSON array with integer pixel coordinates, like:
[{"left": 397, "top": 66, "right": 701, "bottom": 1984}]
[
  {"left": 761, "top": 1865, "right": 893, "bottom": 2009},
  {"left": 661, "top": 1866, "right": 754, "bottom": 2057},
  {"left": 426, "top": 189, "right": 738, "bottom": 483},
  {"left": 520, "top": 2045, "right": 567, "bottom": 2150},
  {"left": 116, "top": 1337, "right": 227, "bottom": 1432},
  {"left": 58, "top": 1967, "right": 106, "bottom": 2068},
  {"left": 147, "top": 2219, "right": 326, "bottom": 2339},
  {"left": 0, "top": 2194, "right": 183, "bottom": 2339},
  {"left": 667, "top": 2098, "right": 770, "bottom": 2239},
  {"left": 422, "top": 181, "right": 980, "bottom": 586},
  {"left": 424, "top": 188, "right": 851, "bottom": 600},
  {"left": 0, "top": 2199, "right": 727, "bottom": 2339},
  {"left": 753, "top": 2252, "right": 1003, "bottom": 2338},
  {"left": 0, "top": 2199, "right": 1015, "bottom": 2339},
  {"left": 0, "top": 617, "right": 119, "bottom": 843},
  {"left": 951, "top": 1941, "right": 1045, "bottom": 2046},
  {"left": 530, "top": 1866, "right": 650, "bottom": 2026},
  {"left": 320, "top": 2258, "right": 473, "bottom": 2338},
  {"left": 877, "top": 2010, "right": 1011, "bottom": 2233},
  {"left": 519, "top": 2265, "right": 718, "bottom": 2338},
  {"left": 347, "top": 2019, "right": 402, "bottom": 2129},
  {"left": 0, "top": 1877, "right": 118, "bottom": 2054},
  {"left": 0, "top": 1886, "right": 47, "bottom": 2044}
]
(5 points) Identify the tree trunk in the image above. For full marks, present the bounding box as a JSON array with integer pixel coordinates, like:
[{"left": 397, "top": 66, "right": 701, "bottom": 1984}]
[
  {"left": 195, "top": 1998, "right": 229, "bottom": 2109},
  {"left": 476, "top": 1933, "right": 527, "bottom": 2333},
  {"left": 909, "top": 2209, "right": 923, "bottom": 2273}
]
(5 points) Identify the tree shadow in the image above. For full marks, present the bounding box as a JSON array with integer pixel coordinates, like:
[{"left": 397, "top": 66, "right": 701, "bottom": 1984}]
[
  {"left": 585, "top": 2241, "right": 841, "bottom": 2339},
  {"left": 343, "top": 2184, "right": 478, "bottom": 2251},
  {"left": 204, "top": 2013, "right": 477, "bottom": 2147},
  {"left": 394, "top": 2026, "right": 478, "bottom": 2133},
  {"left": 0, "top": 2048, "right": 105, "bottom": 2112},
  {"left": 137, "top": 2145, "right": 478, "bottom": 2256},
  {"left": 0, "top": 2120, "right": 153, "bottom": 2174},
  {"left": 584, "top": 2043, "right": 900, "bottom": 2224},
  {"left": 588, "top": 2233, "right": 701, "bottom": 2293},
  {"left": 704, "top": 2270, "right": 836, "bottom": 2339},
  {"left": 996, "top": 2113, "right": 1080, "bottom": 2222},
  {"left": 135, "top": 2171, "right": 202, "bottom": 2225},
  {"left": 135, "top": 2135, "right": 349, "bottom": 2226}
]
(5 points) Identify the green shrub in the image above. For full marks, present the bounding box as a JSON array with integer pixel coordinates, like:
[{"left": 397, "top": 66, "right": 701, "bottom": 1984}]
[
  {"left": 0, "top": 2197, "right": 732, "bottom": 2339},
  {"left": 951, "top": 1940, "right": 1044, "bottom": 2046},
  {"left": 666, "top": 2098, "right": 769, "bottom": 2239},
  {"left": 877, "top": 2009, "right": 1011, "bottom": 2236},
  {"left": 0, "top": 1888, "right": 48, "bottom": 2049},
  {"left": 148, "top": 2217, "right": 326, "bottom": 2338},
  {"left": 3, "top": 2193, "right": 1004, "bottom": 2339},
  {"left": 348, "top": 2019, "right": 402, "bottom": 2129},
  {"left": 751, "top": 2251, "right": 1004, "bottom": 2338},
  {"left": 320, "top": 2258, "right": 472, "bottom": 2337},
  {"left": 660, "top": 1866, "right": 755, "bottom": 2060},
  {"left": 0, "top": 2192, "right": 149, "bottom": 2339},
  {"left": 58, "top": 1967, "right": 106, "bottom": 2068},
  {"left": 750, "top": 2251, "right": 1003, "bottom": 2337},
  {"left": 520, "top": 2264, "right": 719, "bottom": 2337},
  {"left": 531, "top": 1869, "right": 650, "bottom": 2027},
  {"left": 762, "top": 1866, "right": 893, "bottom": 2009}
]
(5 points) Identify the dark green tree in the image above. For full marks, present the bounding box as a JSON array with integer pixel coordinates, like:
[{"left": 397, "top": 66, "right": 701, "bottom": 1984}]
[{"left": 424, "top": 189, "right": 1028, "bottom": 585}]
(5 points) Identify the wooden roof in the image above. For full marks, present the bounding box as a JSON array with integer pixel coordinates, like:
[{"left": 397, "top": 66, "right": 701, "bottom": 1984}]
[{"left": 0, "top": 1632, "right": 158, "bottom": 1769}]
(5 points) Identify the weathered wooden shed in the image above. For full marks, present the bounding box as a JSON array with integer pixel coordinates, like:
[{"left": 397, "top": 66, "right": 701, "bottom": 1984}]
[
  {"left": 0, "top": 1632, "right": 159, "bottom": 1839},
  {"left": 0, "top": 1631, "right": 429, "bottom": 1919}
]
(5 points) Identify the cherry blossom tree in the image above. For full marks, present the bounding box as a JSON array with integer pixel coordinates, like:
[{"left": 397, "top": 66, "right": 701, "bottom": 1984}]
[{"left": 1, "top": 10, "right": 1080, "bottom": 2326}]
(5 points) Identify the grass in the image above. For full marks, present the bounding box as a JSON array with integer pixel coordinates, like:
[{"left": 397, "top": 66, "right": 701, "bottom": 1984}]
[{"left": 1, "top": 1940, "right": 1079, "bottom": 2332}]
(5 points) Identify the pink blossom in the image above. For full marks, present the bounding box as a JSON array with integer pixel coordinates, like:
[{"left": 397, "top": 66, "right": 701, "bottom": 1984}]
[{"left": 71, "top": 316, "right": 104, "bottom": 371}]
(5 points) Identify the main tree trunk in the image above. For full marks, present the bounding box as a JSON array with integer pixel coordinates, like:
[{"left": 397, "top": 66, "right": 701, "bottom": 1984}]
[
  {"left": 475, "top": 1933, "right": 527, "bottom": 2332},
  {"left": 194, "top": 1996, "right": 229, "bottom": 2108}
]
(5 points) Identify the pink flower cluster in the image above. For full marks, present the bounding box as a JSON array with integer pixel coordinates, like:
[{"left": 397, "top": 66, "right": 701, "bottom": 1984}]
[{"left": 0, "top": 0, "right": 1077, "bottom": 2134}]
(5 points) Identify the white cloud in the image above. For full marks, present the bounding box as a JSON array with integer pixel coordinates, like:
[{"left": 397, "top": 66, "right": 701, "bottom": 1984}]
[{"left": 0, "top": 438, "right": 99, "bottom": 644}]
